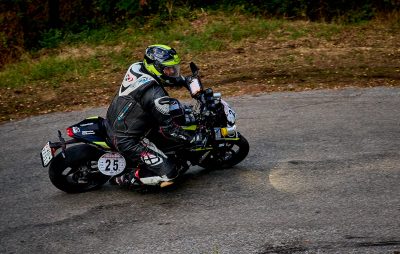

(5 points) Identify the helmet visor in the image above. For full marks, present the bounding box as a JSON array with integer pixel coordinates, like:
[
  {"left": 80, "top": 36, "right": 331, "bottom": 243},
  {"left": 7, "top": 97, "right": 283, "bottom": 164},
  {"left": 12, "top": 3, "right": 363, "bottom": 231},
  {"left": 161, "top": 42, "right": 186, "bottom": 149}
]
[{"left": 163, "top": 64, "right": 180, "bottom": 78}]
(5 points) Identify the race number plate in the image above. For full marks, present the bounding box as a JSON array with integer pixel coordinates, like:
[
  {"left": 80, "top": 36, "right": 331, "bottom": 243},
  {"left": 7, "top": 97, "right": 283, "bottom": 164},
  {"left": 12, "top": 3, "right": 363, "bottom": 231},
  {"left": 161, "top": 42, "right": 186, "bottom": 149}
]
[
  {"left": 98, "top": 152, "right": 126, "bottom": 176},
  {"left": 41, "top": 142, "right": 53, "bottom": 167}
]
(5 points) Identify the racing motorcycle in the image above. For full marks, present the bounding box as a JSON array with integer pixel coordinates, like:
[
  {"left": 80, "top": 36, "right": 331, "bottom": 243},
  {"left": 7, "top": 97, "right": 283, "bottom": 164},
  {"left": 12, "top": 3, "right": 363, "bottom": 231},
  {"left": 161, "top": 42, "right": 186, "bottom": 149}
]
[{"left": 40, "top": 62, "right": 249, "bottom": 193}]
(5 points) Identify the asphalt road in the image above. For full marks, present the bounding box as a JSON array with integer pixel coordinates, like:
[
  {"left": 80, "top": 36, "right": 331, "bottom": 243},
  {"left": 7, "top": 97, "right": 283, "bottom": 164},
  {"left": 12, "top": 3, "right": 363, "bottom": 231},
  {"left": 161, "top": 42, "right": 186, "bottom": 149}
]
[{"left": 0, "top": 87, "right": 399, "bottom": 254}]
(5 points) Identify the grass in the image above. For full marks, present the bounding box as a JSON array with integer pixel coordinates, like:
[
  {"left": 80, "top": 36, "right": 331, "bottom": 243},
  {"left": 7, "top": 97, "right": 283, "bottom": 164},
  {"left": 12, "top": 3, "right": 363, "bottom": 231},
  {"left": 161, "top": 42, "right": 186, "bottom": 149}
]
[
  {"left": 0, "top": 13, "right": 351, "bottom": 89},
  {"left": 0, "top": 12, "right": 349, "bottom": 89},
  {"left": 0, "top": 10, "right": 399, "bottom": 123},
  {"left": 0, "top": 55, "right": 102, "bottom": 88}
]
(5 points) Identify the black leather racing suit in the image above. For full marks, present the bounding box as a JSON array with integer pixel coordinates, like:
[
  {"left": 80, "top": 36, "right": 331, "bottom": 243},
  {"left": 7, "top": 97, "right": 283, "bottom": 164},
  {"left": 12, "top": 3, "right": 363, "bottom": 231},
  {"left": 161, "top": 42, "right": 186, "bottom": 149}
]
[{"left": 105, "top": 62, "right": 189, "bottom": 185}]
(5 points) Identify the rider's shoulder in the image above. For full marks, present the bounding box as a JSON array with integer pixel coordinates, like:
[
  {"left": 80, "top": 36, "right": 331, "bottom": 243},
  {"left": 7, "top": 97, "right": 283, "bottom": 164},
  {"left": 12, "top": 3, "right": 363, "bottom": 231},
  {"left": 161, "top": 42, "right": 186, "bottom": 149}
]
[
  {"left": 119, "top": 62, "right": 159, "bottom": 96},
  {"left": 133, "top": 62, "right": 159, "bottom": 85}
]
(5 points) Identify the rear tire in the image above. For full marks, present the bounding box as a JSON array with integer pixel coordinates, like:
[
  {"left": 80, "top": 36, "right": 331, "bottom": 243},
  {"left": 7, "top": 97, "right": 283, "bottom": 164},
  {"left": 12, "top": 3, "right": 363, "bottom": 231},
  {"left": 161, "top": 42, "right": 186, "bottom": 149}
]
[
  {"left": 49, "top": 144, "right": 109, "bottom": 193},
  {"left": 198, "top": 133, "right": 249, "bottom": 170}
]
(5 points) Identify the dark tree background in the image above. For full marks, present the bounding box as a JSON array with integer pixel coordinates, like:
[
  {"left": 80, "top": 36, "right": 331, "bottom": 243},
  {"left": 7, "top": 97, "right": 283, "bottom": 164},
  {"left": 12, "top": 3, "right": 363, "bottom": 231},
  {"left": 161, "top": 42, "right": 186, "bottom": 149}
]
[{"left": 0, "top": 0, "right": 399, "bottom": 68}]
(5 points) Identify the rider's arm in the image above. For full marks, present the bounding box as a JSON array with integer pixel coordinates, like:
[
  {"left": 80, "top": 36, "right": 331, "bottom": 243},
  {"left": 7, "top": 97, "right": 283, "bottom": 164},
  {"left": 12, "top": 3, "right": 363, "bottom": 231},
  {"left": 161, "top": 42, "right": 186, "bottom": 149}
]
[
  {"left": 138, "top": 84, "right": 191, "bottom": 143},
  {"left": 165, "top": 75, "right": 188, "bottom": 88}
]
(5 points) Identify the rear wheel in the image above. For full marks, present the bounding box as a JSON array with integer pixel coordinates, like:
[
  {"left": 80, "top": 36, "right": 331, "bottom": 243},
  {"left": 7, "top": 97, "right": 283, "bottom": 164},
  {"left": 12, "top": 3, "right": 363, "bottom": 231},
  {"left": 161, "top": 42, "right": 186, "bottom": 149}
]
[
  {"left": 49, "top": 144, "right": 110, "bottom": 193},
  {"left": 198, "top": 133, "right": 249, "bottom": 170}
]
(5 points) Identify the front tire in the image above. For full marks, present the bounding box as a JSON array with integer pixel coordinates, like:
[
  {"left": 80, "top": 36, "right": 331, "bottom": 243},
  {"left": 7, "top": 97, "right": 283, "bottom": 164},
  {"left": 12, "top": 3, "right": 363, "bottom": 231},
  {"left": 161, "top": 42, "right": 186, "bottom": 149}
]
[
  {"left": 198, "top": 133, "right": 249, "bottom": 170},
  {"left": 49, "top": 144, "right": 109, "bottom": 193}
]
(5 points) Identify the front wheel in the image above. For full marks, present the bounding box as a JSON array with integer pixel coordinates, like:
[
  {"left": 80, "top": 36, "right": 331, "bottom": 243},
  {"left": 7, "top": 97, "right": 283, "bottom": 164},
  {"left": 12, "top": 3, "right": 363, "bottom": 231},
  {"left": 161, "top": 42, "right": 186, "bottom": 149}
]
[
  {"left": 198, "top": 133, "right": 249, "bottom": 170},
  {"left": 49, "top": 144, "right": 110, "bottom": 193}
]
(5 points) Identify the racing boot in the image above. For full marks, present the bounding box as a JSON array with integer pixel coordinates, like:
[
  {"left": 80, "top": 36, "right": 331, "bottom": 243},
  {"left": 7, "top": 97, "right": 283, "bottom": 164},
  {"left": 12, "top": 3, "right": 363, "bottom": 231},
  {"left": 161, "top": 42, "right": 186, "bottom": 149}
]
[{"left": 114, "top": 169, "right": 140, "bottom": 188}]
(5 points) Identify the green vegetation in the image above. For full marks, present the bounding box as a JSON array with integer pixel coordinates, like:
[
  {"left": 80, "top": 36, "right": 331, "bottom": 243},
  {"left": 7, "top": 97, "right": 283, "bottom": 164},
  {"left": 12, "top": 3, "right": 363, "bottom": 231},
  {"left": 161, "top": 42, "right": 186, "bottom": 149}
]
[
  {"left": 1, "top": 0, "right": 399, "bottom": 67},
  {"left": 0, "top": 6, "right": 398, "bottom": 123},
  {"left": 0, "top": 13, "right": 352, "bottom": 89},
  {"left": 0, "top": 54, "right": 102, "bottom": 88}
]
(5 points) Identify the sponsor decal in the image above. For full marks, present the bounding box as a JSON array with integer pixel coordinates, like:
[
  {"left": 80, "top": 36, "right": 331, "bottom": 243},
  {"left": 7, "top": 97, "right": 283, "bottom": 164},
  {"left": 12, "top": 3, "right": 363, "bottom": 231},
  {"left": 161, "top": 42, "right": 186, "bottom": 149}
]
[
  {"left": 140, "top": 152, "right": 163, "bottom": 166},
  {"left": 137, "top": 76, "right": 151, "bottom": 85},
  {"left": 80, "top": 122, "right": 94, "bottom": 127},
  {"left": 124, "top": 73, "right": 137, "bottom": 82},
  {"left": 82, "top": 130, "right": 95, "bottom": 135},
  {"left": 72, "top": 127, "right": 80, "bottom": 133}
]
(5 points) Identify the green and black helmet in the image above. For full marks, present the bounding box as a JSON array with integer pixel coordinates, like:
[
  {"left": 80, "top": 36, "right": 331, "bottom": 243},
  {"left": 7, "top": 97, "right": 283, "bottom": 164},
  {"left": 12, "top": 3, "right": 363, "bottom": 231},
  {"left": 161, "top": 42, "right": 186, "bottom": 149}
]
[{"left": 143, "top": 44, "right": 181, "bottom": 85}]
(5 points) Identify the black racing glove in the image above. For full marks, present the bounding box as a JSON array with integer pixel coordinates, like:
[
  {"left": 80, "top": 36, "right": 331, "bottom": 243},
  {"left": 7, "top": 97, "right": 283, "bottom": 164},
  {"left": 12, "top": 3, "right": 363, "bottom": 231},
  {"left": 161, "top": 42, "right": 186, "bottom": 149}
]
[{"left": 159, "top": 123, "right": 193, "bottom": 144}]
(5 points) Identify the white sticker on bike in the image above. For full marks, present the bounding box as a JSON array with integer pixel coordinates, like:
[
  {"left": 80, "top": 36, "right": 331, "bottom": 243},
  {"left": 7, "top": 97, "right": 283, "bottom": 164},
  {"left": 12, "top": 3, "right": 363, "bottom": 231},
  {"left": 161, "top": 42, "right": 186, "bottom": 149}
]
[
  {"left": 221, "top": 99, "right": 236, "bottom": 125},
  {"left": 98, "top": 152, "right": 126, "bottom": 176}
]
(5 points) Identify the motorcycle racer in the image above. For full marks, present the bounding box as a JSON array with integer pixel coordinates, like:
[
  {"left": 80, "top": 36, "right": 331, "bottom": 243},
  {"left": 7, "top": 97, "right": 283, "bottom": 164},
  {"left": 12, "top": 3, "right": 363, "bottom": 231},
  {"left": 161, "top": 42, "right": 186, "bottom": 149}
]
[
  {"left": 41, "top": 54, "right": 249, "bottom": 194},
  {"left": 105, "top": 44, "right": 192, "bottom": 188}
]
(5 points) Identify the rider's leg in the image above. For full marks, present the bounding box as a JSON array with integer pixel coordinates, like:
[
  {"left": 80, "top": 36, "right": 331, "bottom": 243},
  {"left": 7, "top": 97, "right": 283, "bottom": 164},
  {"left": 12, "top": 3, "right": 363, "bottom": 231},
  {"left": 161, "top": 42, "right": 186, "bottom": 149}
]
[{"left": 114, "top": 137, "right": 178, "bottom": 187}]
